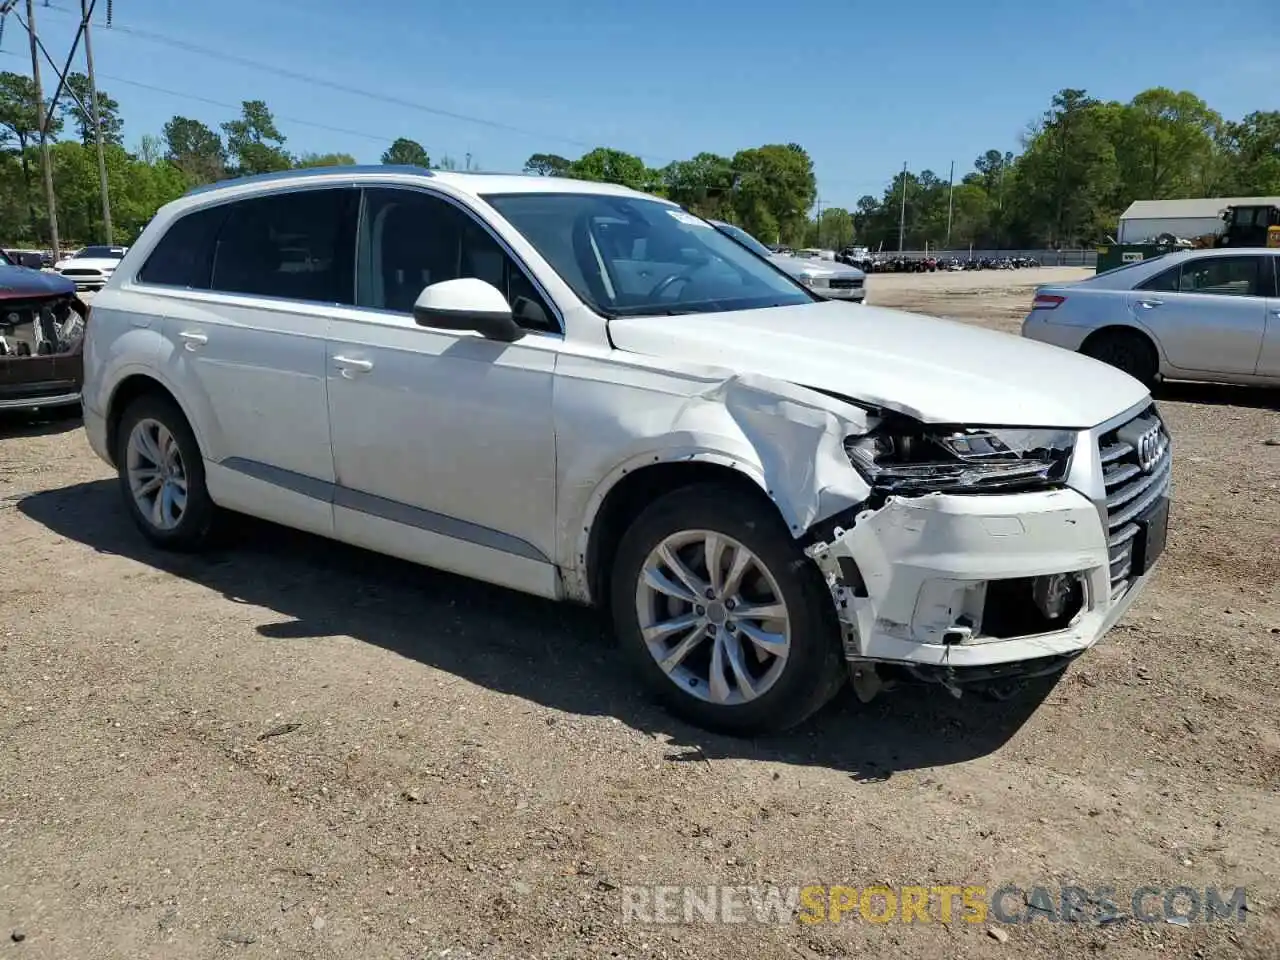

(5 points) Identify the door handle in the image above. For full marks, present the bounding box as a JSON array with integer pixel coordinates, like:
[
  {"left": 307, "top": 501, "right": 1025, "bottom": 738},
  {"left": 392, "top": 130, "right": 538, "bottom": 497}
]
[
  {"left": 1137, "top": 298, "right": 1163, "bottom": 309},
  {"left": 333, "top": 355, "right": 373, "bottom": 377},
  {"left": 179, "top": 331, "right": 207, "bottom": 350}
]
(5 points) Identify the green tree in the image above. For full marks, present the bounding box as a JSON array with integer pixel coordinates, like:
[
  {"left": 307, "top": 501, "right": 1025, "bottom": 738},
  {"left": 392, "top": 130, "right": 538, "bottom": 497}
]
[
  {"left": 221, "top": 100, "right": 291, "bottom": 176},
  {"left": 662, "top": 152, "right": 734, "bottom": 218},
  {"left": 294, "top": 152, "right": 357, "bottom": 168},
  {"left": 162, "top": 115, "right": 227, "bottom": 185},
  {"left": 523, "top": 152, "right": 571, "bottom": 176},
  {"left": 569, "top": 147, "right": 647, "bottom": 189},
  {"left": 806, "top": 206, "right": 854, "bottom": 249},
  {"left": 61, "top": 73, "right": 124, "bottom": 146},
  {"left": 381, "top": 137, "right": 429, "bottom": 167},
  {"left": 1014, "top": 89, "right": 1119, "bottom": 245},
  {"left": 730, "top": 144, "right": 817, "bottom": 245},
  {"left": 1114, "top": 88, "right": 1222, "bottom": 200},
  {"left": 0, "top": 71, "right": 63, "bottom": 241},
  {"left": 1218, "top": 111, "right": 1280, "bottom": 194}
]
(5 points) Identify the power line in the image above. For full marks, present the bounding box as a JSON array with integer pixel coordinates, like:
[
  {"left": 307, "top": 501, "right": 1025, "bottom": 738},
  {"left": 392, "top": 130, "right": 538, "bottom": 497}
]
[
  {"left": 20, "top": 4, "right": 910, "bottom": 198},
  {"left": 0, "top": 49, "right": 410, "bottom": 148},
  {"left": 34, "top": 1, "right": 670, "bottom": 162}
]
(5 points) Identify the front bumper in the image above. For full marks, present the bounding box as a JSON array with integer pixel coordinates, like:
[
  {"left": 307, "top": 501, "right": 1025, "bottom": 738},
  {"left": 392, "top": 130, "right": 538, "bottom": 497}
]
[
  {"left": 0, "top": 388, "right": 81, "bottom": 411},
  {"left": 807, "top": 485, "right": 1154, "bottom": 671},
  {"left": 816, "top": 286, "right": 866, "bottom": 303}
]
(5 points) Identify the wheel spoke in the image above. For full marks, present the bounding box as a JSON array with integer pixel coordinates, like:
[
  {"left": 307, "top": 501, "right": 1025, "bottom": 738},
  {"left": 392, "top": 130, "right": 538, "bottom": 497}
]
[
  {"left": 707, "top": 629, "right": 732, "bottom": 703},
  {"left": 133, "top": 425, "right": 163, "bottom": 468},
  {"left": 642, "top": 565, "right": 698, "bottom": 604},
  {"left": 720, "top": 546, "right": 754, "bottom": 599},
  {"left": 156, "top": 424, "right": 176, "bottom": 467},
  {"left": 721, "top": 630, "right": 760, "bottom": 702},
  {"left": 737, "top": 620, "right": 789, "bottom": 661},
  {"left": 150, "top": 482, "right": 167, "bottom": 528},
  {"left": 732, "top": 600, "right": 787, "bottom": 622},
  {"left": 131, "top": 473, "right": 162, "bottom": 498},
  {"left": 642, "top": 611, "right": 702, "bottom": 644},
  {"left": 658, "top": 542, "right": 710, "bottom": 599},
  {"left": 658, "top": 628, "right": 708, "bottom": 674},
  {"left": 704, "top": 533, "right": 728, "bottom": 596}
]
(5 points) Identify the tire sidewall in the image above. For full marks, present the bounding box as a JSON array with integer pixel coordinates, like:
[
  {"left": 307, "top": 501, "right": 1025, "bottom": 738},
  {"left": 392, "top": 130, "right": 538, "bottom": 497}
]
[
  {"left": 1087, "top": 332, "right": 1156, "bottom": 386},
  {"left": 115, "top": 395, "right": 215, "bottom": 549},
  {"left": 610, "top": 485, "right": 844, "bottom": 735}
]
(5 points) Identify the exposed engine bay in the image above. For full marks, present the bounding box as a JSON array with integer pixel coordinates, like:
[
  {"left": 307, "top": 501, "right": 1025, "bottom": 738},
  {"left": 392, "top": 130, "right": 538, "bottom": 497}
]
[{"left": 0, "top": 295, "right": 85, "bottom": 358}]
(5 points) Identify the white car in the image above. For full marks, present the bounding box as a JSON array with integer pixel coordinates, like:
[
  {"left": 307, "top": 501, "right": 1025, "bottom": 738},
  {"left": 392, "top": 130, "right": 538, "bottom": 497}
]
[
  {"left": 712, "top": 221, "right": 866, "bottom": 302},
  {"left": 81, "top": 167, "right": 1172, "bottom": 735},
  {"left": 54, "top": 244, "right": 128, "bottom": 290}
]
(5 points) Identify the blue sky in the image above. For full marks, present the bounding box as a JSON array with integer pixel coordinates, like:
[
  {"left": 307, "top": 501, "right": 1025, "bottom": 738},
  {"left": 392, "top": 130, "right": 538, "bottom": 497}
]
[{"left": 7, "top": 0, "right": 1278, "bottom": 210}]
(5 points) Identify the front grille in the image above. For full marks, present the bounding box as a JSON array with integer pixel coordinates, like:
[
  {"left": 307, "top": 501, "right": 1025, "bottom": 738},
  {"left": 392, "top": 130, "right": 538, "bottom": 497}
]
[
  {"left": 61, "top": 268, "right": 103, "bottom": 278},
  {"left": 828, "top": 278, "right": 864, "bottom": 289},
  {"left": 1099, "top": 406, "right": 1172, "bottom": 596}
]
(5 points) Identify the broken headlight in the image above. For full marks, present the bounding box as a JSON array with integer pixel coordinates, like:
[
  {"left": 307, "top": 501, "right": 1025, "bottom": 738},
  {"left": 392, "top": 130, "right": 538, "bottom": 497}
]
[{"left": 844, "top": 419, "right": 1074, "bottom": 494}]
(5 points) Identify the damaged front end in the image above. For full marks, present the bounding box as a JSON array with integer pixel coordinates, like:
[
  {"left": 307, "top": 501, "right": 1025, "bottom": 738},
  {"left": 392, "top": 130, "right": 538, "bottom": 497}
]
[{"left": 803, "top": 407, "right": 1150, "bottom": 701}]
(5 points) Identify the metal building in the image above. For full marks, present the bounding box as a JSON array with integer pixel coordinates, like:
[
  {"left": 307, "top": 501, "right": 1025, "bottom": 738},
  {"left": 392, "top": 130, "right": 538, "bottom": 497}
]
[{"left": 1116, "top": 196, "right": 1280, "bottom": 244}]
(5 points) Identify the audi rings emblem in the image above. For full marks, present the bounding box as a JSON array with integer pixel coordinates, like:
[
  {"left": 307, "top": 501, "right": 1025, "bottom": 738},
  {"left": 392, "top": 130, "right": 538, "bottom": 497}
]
[{"left": 1137, "top": 424, "right": 1163, "bottom": 473}]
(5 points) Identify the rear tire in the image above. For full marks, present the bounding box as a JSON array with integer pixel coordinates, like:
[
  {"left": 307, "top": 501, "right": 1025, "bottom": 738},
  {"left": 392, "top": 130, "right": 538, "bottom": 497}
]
[
  {"left": 609, "top": 484, "right": 846, "bottom": 736},
  {"left": 1082, "top": 329, "right": 1158, "bottom": 387},
  {"left": 115, "top": 394, "right": 218, "bottom": 551}
]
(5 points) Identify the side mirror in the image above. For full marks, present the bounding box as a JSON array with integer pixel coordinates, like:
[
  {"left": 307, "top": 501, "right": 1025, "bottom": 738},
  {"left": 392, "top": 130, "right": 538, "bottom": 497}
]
[{"left": 412, "top": 277, "right": 525, "bottom": 343}]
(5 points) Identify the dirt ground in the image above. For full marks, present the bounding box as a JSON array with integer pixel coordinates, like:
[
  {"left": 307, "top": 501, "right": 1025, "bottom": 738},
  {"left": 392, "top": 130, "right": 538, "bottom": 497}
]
[{"left": 2, "top": 269, "right": 1278, "bottom": 960}]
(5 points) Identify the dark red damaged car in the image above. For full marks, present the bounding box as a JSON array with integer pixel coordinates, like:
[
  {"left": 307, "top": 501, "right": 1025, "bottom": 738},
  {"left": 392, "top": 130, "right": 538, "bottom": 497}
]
[{"left": 0, "top": 248, "right": 88, "bottom": 415}]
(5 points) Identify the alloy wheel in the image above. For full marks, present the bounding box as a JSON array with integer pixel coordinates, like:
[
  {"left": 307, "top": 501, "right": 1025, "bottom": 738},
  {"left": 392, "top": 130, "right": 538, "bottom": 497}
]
[
  {"left": 634, "top": 529, "right": 792, "bottom": 705},
  {"left": 126, "top": 417, "right": 188, "bottom": 531}
]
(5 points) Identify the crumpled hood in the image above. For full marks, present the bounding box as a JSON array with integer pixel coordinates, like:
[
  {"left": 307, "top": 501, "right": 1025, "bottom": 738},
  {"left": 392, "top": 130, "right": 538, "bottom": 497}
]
[
  {"left": 0, "top": 264, "right": 75, "bottom": 299},
  {"left": 608, "top": 300, "right": 1150, "bottom": 428}
]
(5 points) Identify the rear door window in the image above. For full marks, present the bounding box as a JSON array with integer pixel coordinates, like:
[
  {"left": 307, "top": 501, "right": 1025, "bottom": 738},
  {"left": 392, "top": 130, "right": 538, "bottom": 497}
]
[
  {"left": 1176, "top": 256, "right": 1264, "bottom": 297},
  {"left": 208, "top": 189, "right": 358, "bottom": 304}
]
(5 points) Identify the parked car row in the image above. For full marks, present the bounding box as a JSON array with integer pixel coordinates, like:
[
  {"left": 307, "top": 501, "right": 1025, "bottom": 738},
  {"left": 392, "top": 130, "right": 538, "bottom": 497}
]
[
  {"left": 66, "top": 165, "right": 1171, "bottom": 738},
  {"left": 837, "top": 253, "right": 1043, "bottom": 273}
]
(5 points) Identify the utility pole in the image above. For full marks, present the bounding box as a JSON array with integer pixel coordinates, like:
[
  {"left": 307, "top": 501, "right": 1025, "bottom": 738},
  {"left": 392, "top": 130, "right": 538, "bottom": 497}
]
[
  {"left": 897, "top": 161, "right": 907, "bottom": 252},
  {"left": 26, "top": 0, "right": 59, "bottom": 258},
  {"left": 945, "top": 159, "right": 955, "bottom": 248},
  {"left": 82, "top": 0, "right": 112, "bottom": 242}
]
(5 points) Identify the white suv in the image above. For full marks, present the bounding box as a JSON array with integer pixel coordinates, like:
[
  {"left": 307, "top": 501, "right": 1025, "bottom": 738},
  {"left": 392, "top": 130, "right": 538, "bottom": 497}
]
[{"left": 81, "top": 166, "right": 1172, "bottom": 735}]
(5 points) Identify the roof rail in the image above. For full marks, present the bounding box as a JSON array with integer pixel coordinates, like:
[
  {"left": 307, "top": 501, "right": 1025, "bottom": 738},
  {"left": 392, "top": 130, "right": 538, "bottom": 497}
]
[{"left": 184, "top": 164, "right": 434, "bottom": 197}]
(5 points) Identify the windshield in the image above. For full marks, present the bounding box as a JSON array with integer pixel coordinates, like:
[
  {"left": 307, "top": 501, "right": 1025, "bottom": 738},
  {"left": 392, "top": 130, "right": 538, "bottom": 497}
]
[
  {"left": 77, "top": 246, "right": 125, "bottom": 259},
  {"left": 484, "top": 193, "right": 812, "bottom": 317},
  {"left": 713, "top": 222, "right": 775, "bottom": 259}
]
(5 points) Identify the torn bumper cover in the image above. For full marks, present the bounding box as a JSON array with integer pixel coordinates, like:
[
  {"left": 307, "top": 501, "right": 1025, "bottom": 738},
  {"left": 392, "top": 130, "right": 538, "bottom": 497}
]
[{"left": 807, "top": 487, "right": 1150, "bottom": 677}]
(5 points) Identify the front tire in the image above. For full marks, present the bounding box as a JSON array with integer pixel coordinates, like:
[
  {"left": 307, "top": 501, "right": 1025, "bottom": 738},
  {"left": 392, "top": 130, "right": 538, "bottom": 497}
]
[
  {"left": 115, "top": 394, "right": 218, "bottom": 550},
  {"left": 610, "top": 485, "right": 846, "bottom": 736}
]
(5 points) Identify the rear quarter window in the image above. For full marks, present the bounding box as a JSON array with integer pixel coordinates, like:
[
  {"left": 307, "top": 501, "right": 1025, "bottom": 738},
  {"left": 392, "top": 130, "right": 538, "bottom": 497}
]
[
  {"left": 137, "top": 206, "right": 230, "bottom": 288},
  {"left": 1136, "top": 265, "right": 1181, "bottom": 293}
]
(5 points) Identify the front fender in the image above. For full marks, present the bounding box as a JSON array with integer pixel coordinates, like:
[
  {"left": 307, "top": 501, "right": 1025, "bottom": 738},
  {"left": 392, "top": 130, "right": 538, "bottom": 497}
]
[{"left": 554, "top": 364, "right": 873, "bottom": 599}]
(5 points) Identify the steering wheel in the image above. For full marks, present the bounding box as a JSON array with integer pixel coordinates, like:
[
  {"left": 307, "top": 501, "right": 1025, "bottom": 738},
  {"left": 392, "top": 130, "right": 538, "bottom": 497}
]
[{"left": 646, "top": 264, "right": 703, "bottom": 301}]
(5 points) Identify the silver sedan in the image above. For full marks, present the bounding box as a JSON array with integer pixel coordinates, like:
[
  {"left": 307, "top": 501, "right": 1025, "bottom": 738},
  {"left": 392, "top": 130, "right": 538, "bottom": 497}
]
[{"left": 1021, "top": 248, "right": 1280, "bottom": 387}]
